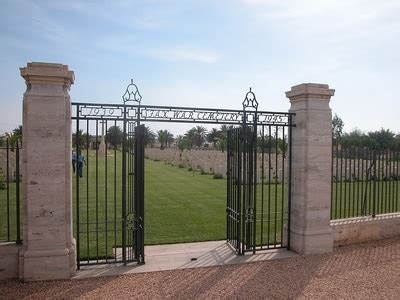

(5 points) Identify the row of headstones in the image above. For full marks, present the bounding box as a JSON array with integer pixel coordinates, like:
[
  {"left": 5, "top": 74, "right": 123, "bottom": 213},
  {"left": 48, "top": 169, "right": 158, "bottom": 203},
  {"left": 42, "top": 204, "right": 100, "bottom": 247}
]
[
  {"left": 0, "top": 149, "right": 21, "bottom": 182},
  {"left": 332, "top": 161, "right": 400, "bottom": 181},
  {"left": 145, "top": 147, "right": 287, "bottom": 183}
]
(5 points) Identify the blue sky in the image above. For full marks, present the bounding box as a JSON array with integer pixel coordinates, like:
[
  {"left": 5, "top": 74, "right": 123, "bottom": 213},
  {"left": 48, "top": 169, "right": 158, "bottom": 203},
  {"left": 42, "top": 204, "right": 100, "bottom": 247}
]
[{"left": 0, "top": 0, "right": 399, "bottom": 135}]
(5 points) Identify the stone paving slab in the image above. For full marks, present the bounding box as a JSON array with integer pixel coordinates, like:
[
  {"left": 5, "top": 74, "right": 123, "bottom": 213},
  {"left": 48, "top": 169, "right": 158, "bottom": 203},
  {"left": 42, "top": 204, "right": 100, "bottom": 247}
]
[{"left": 74, "top": 241, "right": 297, "bottom": 279}]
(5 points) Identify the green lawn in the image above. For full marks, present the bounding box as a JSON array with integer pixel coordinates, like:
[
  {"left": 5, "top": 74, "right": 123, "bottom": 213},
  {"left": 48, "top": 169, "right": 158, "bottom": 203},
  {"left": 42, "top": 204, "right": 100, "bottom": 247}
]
[{"left": 70, "top": 150, "right": 287, "bottom": 260}]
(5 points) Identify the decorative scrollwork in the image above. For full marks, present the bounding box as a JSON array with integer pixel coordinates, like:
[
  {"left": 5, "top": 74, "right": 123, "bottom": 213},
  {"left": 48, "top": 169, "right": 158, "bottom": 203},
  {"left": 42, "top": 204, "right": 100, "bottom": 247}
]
[
  {"left": 79, "top": 105, "right": 124, "bottom": 119},
  {"left": 122, "top": 79, "right": 142, "bottom": 104},
  {"left": 243, "top": 87, "right": 258, "bottom": 110},
  {"left": 139, "top": 107, "right": 243, "bottom": 124},
  {"left": 73, "top": 103, "right": 292, "bottom": 126},
  {"left": 257, "top": 113, "right": 288, "bottom": 124}
]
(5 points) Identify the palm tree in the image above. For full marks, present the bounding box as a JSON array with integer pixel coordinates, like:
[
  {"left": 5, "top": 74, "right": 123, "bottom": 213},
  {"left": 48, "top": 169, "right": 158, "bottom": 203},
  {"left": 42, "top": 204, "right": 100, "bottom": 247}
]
[
  {"left": 157, "top": 130, "right": 173, "bottom": 150},
  {"left": 143, "top": 126, "right": 156, "bottom": 147},
  {"left": 166, "top": 132, "right": 174, "bottom": 148},
  {"left": 176, "top": 135, "right": 189, "bottom": 151},
  {"left": 184, "top": 128, "right": 196, "bottom": 149},
  {"left": 207, "top": 128, "right": 221, "bottom": 148},
  {"left": 5, "top": 125, "right": 23, "bottom": 151},
  {"left": 219, "top": 125, "right": 230, "bottom": 136},
  {"left": 216, "top": 125, "right": 233, "bottom": 152},
  {"left": 13, "top": 125, "right": 22, "bottom": 141},
  {"left": 106, "top": 126, "right": 123, "bottom": 149},
  {"left": 193, "top": 126, "right": 206, "bottom": 148},
  {"left": 5, "top": 132, "right": 17, "bottom": 151}
]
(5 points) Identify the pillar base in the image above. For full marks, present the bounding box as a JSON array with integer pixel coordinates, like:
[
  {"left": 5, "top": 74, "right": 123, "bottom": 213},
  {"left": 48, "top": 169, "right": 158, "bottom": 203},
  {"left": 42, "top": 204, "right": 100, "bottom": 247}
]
[
  {"left": 290, "top": 228, "right": 333, "bottom": 255},
  {"left": 19, "top": 241, "right": 76, "bottom": 282}
]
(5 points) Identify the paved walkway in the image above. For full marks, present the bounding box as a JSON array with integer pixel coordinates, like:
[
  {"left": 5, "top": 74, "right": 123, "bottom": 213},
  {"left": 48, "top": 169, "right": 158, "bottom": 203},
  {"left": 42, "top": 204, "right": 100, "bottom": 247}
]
[
  {"left": 1, "top": 237, "right": 399, "bottom": 299},
  {"left": 75, "top": 241, "right": 297, "bottom": 278}
]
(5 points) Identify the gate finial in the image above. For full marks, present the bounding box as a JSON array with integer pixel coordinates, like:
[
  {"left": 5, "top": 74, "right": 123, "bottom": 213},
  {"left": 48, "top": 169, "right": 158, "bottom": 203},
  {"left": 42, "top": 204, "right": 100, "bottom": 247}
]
[
  {"left": 123, "top": 78, "right": 142, "bottom": 104},
  {"left": 243, "top": 87, "right": 258, "bottom": 110}
]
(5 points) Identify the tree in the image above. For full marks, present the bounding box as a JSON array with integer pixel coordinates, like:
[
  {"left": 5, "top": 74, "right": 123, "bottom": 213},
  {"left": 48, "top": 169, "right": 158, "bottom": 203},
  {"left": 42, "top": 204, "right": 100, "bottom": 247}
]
[
  {"left": 4, "top": 125, "right": 23, "bottom": 151},
  {"left": 184, "top": 128, "right": 196, "bottom": 149},
  {"left": 217, "top": 125, "right": 234, "bottom": 152},
  {"left": 106, "top": 125, "right": 123, "bottom": 149},
  {"left": 340, "top": 129, "right": 366, "bottom": 149},
  {"left": 367, "top": 128, "right": 395, "bottom": 150},
  {"left": 166, "top": 132, "right": 174, "bottom": 148},
  {"left": 278, "top": 138, "right": 288, "bottom": 158},
  {"left": 340, "top": 128, "right": 397, "bottom": 151},
  {"left": 207, "top": 128, "right": 221, "bottom": 148},
  {"left": 192, "top": 126, "right": 207, "bottom": 147},
  {"left": 13, "top": 125, "right": 22, "bottom": 143},
  {"left": 257, "top": 133, "right": 277, "bottom": 154},
  {"left": 332, "top": 114, "right": 344, "bottom": 142},
  {"left": 219, "top": 125, "right": 230, "bottom": 137},
  {"left": 72, "top": 129, "right": 89, "bottom": 149},
  {"left": 143, "top": 126, "right": 156, "bottom": 147},
  {"left": 157, "top": 130, "right": 173, "bottom": 150},
  {"left": 0, "top": 135, "right": 5, "bottom": 147},
  {"left": 217, "top": 138, "right": 227, "bottom": 152},
  {"left": 393, "top": 134, "right": 400, "bottom": 150},
  {"left": 13, "top": 125, "right": 22, "bottom": 138},
  {"left": 176, "top": 135, "right": 190, "bottom": 151}
]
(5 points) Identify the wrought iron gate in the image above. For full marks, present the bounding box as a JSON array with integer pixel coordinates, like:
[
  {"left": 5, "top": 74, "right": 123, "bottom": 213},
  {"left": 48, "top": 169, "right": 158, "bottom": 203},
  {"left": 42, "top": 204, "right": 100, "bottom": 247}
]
[
  {"left": 72, "top": 80, "right": 294, "bottom": 267},
  {"left": 72, "top": 81, "right": 145, "bottom": 268},
  {"left": 226, "top": 126, "right": 258, "bottom": 254},
  {"left": 227, "top": 90, "right": 293, "bottom": 253},
  {"left": 122, "top": 122, "right": 145, "bottom": 265}
]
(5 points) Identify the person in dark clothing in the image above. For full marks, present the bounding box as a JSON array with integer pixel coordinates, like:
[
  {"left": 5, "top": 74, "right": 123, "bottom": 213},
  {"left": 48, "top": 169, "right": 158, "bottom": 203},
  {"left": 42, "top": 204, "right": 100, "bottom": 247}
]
[
  {"left": 77, "top": 153, "right": 86, "bottom": 178},
  {"left": 72, "top": 150, "right": 77, "bottom": 173}
]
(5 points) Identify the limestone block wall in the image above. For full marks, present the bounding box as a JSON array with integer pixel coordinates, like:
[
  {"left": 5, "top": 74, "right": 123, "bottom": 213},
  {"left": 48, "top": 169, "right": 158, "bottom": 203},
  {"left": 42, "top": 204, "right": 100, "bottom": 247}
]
[{"left": 331, "top": 213, "right": 400, "bottom": 246}]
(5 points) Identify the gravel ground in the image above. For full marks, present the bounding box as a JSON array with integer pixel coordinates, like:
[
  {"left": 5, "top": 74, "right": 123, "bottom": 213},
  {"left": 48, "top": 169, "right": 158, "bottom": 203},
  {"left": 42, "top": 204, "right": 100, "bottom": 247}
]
[{"left": 1, "top": 237, "right": 399, "bottom": 299}]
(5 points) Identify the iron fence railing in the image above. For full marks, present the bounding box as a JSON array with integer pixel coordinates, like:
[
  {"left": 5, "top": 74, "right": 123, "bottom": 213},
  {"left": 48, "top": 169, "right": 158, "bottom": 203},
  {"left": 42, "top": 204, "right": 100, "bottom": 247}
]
[
  {"left": 0, "top": 138, "right": 21, "bottom": 243},
  {"left": 331, "top": 143, "right": 399, "bottom": 220}
]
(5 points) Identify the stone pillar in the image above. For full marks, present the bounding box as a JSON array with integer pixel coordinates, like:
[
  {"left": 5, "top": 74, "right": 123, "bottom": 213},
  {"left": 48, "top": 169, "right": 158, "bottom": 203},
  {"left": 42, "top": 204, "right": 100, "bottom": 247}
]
[
  {"left": 19, "top": 62, "right": 76, "bottom": 281},
  {"left": 286, "top": 83, "right": 335, "bottom": 255}
]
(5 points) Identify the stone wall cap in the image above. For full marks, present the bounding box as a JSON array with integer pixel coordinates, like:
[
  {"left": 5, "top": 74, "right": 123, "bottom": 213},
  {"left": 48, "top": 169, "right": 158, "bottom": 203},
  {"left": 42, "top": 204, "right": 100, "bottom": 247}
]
[
  {"left": 20, "top": 62, "right": 74, "bottom": 84},
  {"left": 285, "top": 83, "right": 335, "bottom": 99},
  {"left": 331, "top": 212, "right": 400, "bottom": 225}
]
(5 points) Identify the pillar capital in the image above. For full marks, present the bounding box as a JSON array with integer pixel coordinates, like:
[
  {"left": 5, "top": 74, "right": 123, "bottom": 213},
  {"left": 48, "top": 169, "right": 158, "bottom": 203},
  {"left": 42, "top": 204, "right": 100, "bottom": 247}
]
[
  {"left": 286, "top": 83, "right": 335, "bottom": 101},
  {"left": 20, "top": 63, "right": 74, "bottom": 97},
  {"left": 20, "top": 62, "right": 74, "bottom": 84}
]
